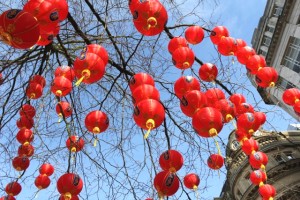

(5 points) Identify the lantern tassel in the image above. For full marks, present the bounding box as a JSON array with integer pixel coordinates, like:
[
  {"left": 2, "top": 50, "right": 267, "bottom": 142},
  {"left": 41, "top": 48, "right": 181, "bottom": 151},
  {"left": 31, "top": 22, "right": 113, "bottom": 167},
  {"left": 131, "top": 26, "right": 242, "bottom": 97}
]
[
  {"left": 93, "top": 137, "right": 98, "bottom": 147},
  {"left": 144, "top": 119, "right": 155, "bottom": 139},
  {"left": 193, "top": 186, "right": 199, "bottom": 200},
  {"left": 213, "top": 137, "right": 222, "bottom": 156},
  {"left": 75, "top": 75, "right": 85, "bottom": 86}
]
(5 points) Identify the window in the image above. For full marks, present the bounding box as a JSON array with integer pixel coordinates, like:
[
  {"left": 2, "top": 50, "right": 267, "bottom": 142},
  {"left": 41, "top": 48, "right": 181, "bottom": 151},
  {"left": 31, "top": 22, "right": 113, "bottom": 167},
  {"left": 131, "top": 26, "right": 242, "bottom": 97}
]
[
  {"left": 284, "top": 151, "right": 294, "bottom": 160},
  {"left": 258, "top": 49, "right": 267, "bottom": 57},
  {"left": 274, "top": 154, "right": 285, "bottom": 164},
  {"left": 263, "top": 36, "right": 271, "bottom": 47},
  {"left": 282, "top": 37, "right": 300, "bottom": 73},
  {"left": 266, "top": 25, "right": 275, "bottom": 34},
  {"left": 277, "top": 77, "right": 296, "bottom": 90},
  {"left": 273, "top": 6, "right": 283, "bottom": 17}
]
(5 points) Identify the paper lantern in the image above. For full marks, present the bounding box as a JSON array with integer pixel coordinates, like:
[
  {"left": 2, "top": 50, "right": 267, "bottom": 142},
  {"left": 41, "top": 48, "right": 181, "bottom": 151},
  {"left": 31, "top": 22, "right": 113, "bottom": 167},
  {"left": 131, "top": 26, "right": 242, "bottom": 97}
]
[
  {"left": 37, "top": 23, "right": 60, "bottom": 46},
  {"left": 217, "top": 37, "right": 236, "bottom": 56},
  {"left": 57, "top": 173, "right": 83, "bottom": 199},
  {"left": 282, "top": 88, "right": 300, "bottom": 106},
  {"left": 59, "top": 195, "right": 79, "bottom": 200},
  {"left": 241, "top": 138, "right": 259, "bottom": 155},
  {"left": 172, "top": 47, "right": 195, "bottom": 69},
  {"left": 250, "top": 170, "right": 267, "bottom": 186},
  {"left": 54, "top": 0, "right": 69, "bottom": 21},
  {"left": 236, "top": 46, "right": 256, "bottom": 65},
  {"left": 51, "top": 76, "right": 72, "bottom": 97},
  {"left": 16, "top": 129, "right": 34, "bottom": 145},
  {"left": 246, "top": 55, "right": 266, "bottom": 75},
  {"left": 0, "top": 9, "right": 40, "bottom": 49},
  {"left": 55, "top": 66, "right": 76, "bottom": 82},
  {"left": 26, "top": 83, "right": 43, "bottom": 99},
  {"left": 39, "top": 163, "right": 54, "bottom": 176},
  {"left": 210, "top": 26, "right": 229, "bottom": 45},
  {"left": 199, "top": 63, "right": 218, "bottom": 82},
  {"left": 12, "top": 156, "right": 30, "bottom": 171},
  {"left": 174, "top": 76, "right": 200, "bottom": 99},
  {"left": 132, "top": 84, "right": 160, "bottom": 104},
  {"left": 129, "top": 73, "right": 155, "bottom": 92},
  {"left": 168, "top": 37, "right": 188, "bottom": 54},
  {"left": 229, "top": 93, "right": 246, "bottom": 107},
  {"left": 235, "top": 103, "right": 254, "bottom": 116},
  {"left": 159, "top": 150, "right": 184, "bottom": 172},
  {"left": 19, "top": 104, "right": 36, "bottom": 118},
  {"left": 294, "top": 101, "right": 300, "bottom": 116},
  {"left": 180, "top": 90, "right": 207, "bottom": 117},
  {"left": 0, "top": 196, "right": 15, "bottom": 200},
  {"left": 214, "top": 99, "right": 236, "bottom": 123},
  {"left": 254, "top": 111, "right": 267, "bottom": 126},
  {"left": 237, "top": 112, "right": 261, "bottom": 135},
  {"left": 29, "top": 75, "right": 46, "bottom": 88},
  {"left": 249, "top": 151, "right": 268, "bottom": 169},
  {"left": 35, "top": 175, "right": 51, "bottom": 189},
  {"left": 5, "top": 182, "right": 21, "bottom": 196},
  {"left": 259, "top": 184, "right": 276, "bottom": 199},
  {"left": 84, "top": 44, "right": 109, "bottom": 66},
  {"left": 129, "top": 0, "right": 140, "bottom": 15},
  {"left": 232, "top": 39, "right": 247, "bottom": 55},
  {"left": 183, "top": 173, "right": 200, "bottom": 190},
  {"left": 207, "top": 154, "right": 224, "bottom": 170},
  {"left": 185, "top": 25, "right": 204, "bottom": 45},
  {"left": 66, "top": 136, "right": 85, "bottom": 152},
  {"left": 16, "top": 116, "right": 34, "bottom": 129},
  {"left": 255, "top": 67, "right": 278, "bottom": 88},
  {"left": 18, "top": 144, "right": 34, "bottom": 157},
  {"left": 205, "top": 88, "right": 225, "bottom": 107},
  {"left": 85, "top": 110, "right": 109, "bottom": 134},
  {"left": 154, "top": 171, "right": 180, "bottom": 197},
  {"left": 56, "top": 101, "right": 73, "bottom": 118},
  {"left": 235, "top": 129, "right": 252, "bottom": 142}
]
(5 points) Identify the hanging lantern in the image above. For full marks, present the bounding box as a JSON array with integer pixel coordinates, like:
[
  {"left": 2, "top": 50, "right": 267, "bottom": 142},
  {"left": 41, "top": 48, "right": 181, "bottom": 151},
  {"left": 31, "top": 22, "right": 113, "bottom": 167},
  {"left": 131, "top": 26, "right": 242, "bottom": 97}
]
[
  {"left": 29, "top": 75, "right": 46, "bottom": 88},
  {"left": 59, "top": 195, "right": 79, "bottom": 200},
  {"left": 19, "top": 104, "right": 36, "bottom": 118},
  {"left": 0, "top": 196, "right": 15, "bottom": 200},
  {"left": 26, "top": 83, "right": 43, "bottom": 99},
  {"left": 133, "top": 99, "right": 165, "bottom": 138},
  {"left": 18, "top": 144, "right": 34, "bottom": 157},
  {"left": 57, "top": 173, "right": 83, "bottom": 199},
  {"left": 217, "top": 37, "right": 236, "bottom": 56},
  {"left": 185, "top": 25, "right": 204, "bottom": 45},
  {"left": 56, "top": 101, "right": 73, "bottom": 118},
  {"left": 174, "top": 76, "right": 200, "bottom": 99},
  {"left": 235, "top": 129, "right": 252, "bottom": 142},
  {"left": 180, "top": 90, "right": 207, "bottom": 117},
  {"left": 236, "top": 46, "right": 256, "bottom": 65},
  {"left": 85, "top": 110, "right": 109, "bottom": 134},
  {"left": 172, "top": 47, "right": 195, "bottom": 69},
  {"left": 232, "top": 39, "right": 247, "bottom": 55},
  {"left": 199, "top": 63, "right": 218, "bottom": 82},
  {"left": 168, "top": 37, "right": 188, "bottom": 54},
  {"left": 183, "top": 173, "right": 200, "bottom": 190},
  {"left": 129, "top": 73, "right": 155, "bottom": 92},
  {"left": 249, "top": 151, "right": 268, "bottom": 169},
  {"left": 207, "top": 154, "right": 224, "bottom": 170},
  {"left": 241, "top": 138, "right": 259, "bottom": 155},
  {"left": 294, "top": 101, "right": 300, "bottom": 116},
  {"left": 132, "top": 0, "right": 168, "bottom": 36},
  {"left": 84, "top": 44, "right": 109, "bottom": 66},
  {"left": 35, "top": 175, "right": 51, "bottom": 189},
  {"left": 0, "top": 9, "right": 40, "bottom": 49},
  {"left": 237, "top": 112, "right": 260, "bottom": 135},
  {"left": 235, "top": 103, "right": 254, "bottom": 116},
  {"left": 210, "top": 26, "right": 229, "bottom": 45},
  {"left": 132, "top": 84, "right": 160, "bottom": 105},
  {"left": 37, "top": 23, "right": 60, "bottom": 46},
  {"left": 246, "top": 55, "right": 266, "bottom": 75},
  {"left": 159, "top": 149, "right": 184, "bottom": 172},
  {"left": 250, "top": 170, "right": 267, "bottom": 186},
  {"left": 16, "top": 129, "right": 34, "bottom": 145},
  {"left": 205, "top": 88, "right": 225, "bottom": 107},
  {"left": 55, "top": 66, "right": 76, "bottom": 82},
  {"left": 154, "top": 171, "right": 180, "bottom": 197},
  {"left": 51, "top": 76, "right": 72, "bottom": 97},
  {"left": 0, "top": 73, "right": 3, "bottom": 85},
  {"left": 259, "top": 184, "right": 276, "bottom": 199},
  {"left": 66, "top": 136, "right": 85, "bottom": 152},
  {"left": 39, "top": 163, "right": 54, "bottom": 176},
  {"left": 16, "top": 116, "right": 34, "bottom": 129},
  {"left": 12, "top": 156, "right": 30, "bottom": 171},
  {"left": 282, "top": 88, "right": 300, "bottom": 106},
  {"left": 214, "top": 99, "right": 236, "bottom": 123},
  {"left": 254, "top": 111, "right": 267, "bottom": 126},
  {"left": 192, "top": 107, "right": 223, "bottom": 138},
  {"left": 229, "top": 93, "right": 246, "bottom": 107},
  {"left": 54, "top": 0, "right": 69, "bottom": 21},
  {"left": 73, "top": 52, "right": 105, "bottom": 86},
  {"left": 5, "top": 182, "right": 22, "bottom": 196},
  {"left": 129, "top": 0, "right": 140, "bottom": 15},
  {"left": 255, "top": 67, "right": 278, "bottom": 88}
]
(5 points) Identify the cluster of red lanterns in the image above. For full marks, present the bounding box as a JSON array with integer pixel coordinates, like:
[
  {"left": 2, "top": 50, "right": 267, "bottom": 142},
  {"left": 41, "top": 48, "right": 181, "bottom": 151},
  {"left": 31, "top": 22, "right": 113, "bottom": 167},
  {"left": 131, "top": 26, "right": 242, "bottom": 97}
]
[
  {"left": 130, "top": 0, "right": 168, "bottom": 36},
  {"left": 26, "top": 75, "right": 46, "bottom": 99},
  {"left": 283, "top": 88, "right": 300, "bottom": 117},
  {"left": 35, "top": 163, "right": 55, "bottom": 190},
  {"left": 57, "top": 173, "right": 83, "bottom": 200},
  {"left": 129, "top": 73, "right": 165, "bottom": 139},
  {"left": 51, "top": 66, "right": 73, "bottom": 97}
]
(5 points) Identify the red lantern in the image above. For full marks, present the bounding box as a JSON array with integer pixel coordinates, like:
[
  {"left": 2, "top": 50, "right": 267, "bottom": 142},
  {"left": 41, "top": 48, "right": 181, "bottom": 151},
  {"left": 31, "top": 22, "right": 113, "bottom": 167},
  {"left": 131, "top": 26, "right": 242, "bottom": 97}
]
[
  {"left": 199, "top": 63, "right": 218, "bottom": 82},
  {"left": 233, "top": 39, "right": 247, "bottom": 55},
  {"left": 18, "top": 144, "right": 34, "bottom": 157},
  {"left": 294, "top": 101, "right": 300, "bottom": 117},
  {"left": 16, "top": 129, "right": 34, "bottom": 145},
  {"left": 57, "top": 173, "right": 83, "bottom": 199},
  {"left": 174, "top": 76, "right": 200, "bottom": 99},
  {"left": 39, "top": 163, "right": 54, "bottom": 176},
  {"left": 0, "top": 9, "right": 40, "bottom": 49},
  {"left": 154, "top": 171, "right": 180, "bottom": 197},
  {"left": 0, "top": 196, "right": 15, "bottom": 200},
  {"left": 16, "top": 116, "right": 34, "bottom": 129},
  {"left": 259, "top": 184, "right": 276, "bottom": 199},
  {"left": 54, "top": 0, "right": 69, "bottom": 21},
  {"left": 19, "top": 104, "right": 36, "bottom": 118},
  {"left": 185, "top": 26, "right": 204, "bottom": 45},
  {"left": 207, "top": 154, "right": 224, "bottom": 170},
  {"left": 168, "top": 37, "right": 188, "bottom": 54},
  {"left": 132, "top": 0, "right": 168, "bottom": 36},
  {"left": 205, "top": 88, "right": 225, "bottom": 106},
  {"left": 132, "top": 84, "right": 160, "bottom": 104},
  {"left": 29, "top": 75, "right": 46, "bottom": 88},
  {"left": 250, "top": 170, "right": 267, "bottom": 186},
  {"left": 236, "top": 46, "right": 256, "bottom": 65},
  {"left": 85, "top": 110, "right": 109, "bottom": 134},
  {"left": 133, "top": 99, "right": 165, "bottom": 138},
  {"left": 254, "top": 111, "right": 267, "bottom": 126},
  {"left": 5, "top": 182, "right": 22, "bottom": 196},
  {"left": 0, "top": 73, "right": 3, "bottom": 85},
  {"left": 246, "top": 55, "right": 266, "bottom": 75},
  {"left": 282, "top": 88, "right": 300, "bottom": 106},
  {"left": 56, "top": 101, "right": 73, "bottom": 118},
  {"left": 180, "top": 90, "right": 207, "bottom": 117},
  {"left": 37, "top": 23, "right": 60, "bottom": 46},
  {"left": 241, "top": 138, "right": 259, "bottom": 155},
  {"left": 183, "top": 173, "right": 200, "bottom": 190},
  {"left": 66, "top": 136, "right": 85, "bottom": 152},
  {"left": 73, "top": 52, "right": 105, "bottom": 85},
  {"left": 84, "top": 44, "right": 109, "bottom": 66},
  {"left": 59, "top": 195, "right": 79, "bottom": 200},
  {"left": 210, "top": 26, "right": 229, "bottom": 45},
  {"left": 235, "top": 129, "right": 252, "bottom": 142},
  {"left": 129, "top": 0, "right": 140, "bottom": 15},
  {"left": 217, "top": 37, "right": 236, "bottom": 56},
  {"left": 51, "top": 76, "right": 72, "bottom": 97},
  {"left": 55, "top": 66, "right": 76, "bottom": 82},
  {"left": 26, "top": 83, "right": 43, "bottom": 99},
  {"left": 159, "top": 150, "right": 184, "bottom": 172},
  {"left": 249, "top": 151, "right": 268, "bottom": 169},
  {"left": 12, "top": 156, "right": 30, "bottom": 171},
  {"left": 192, "top": 107, "right": 223, "bottom": 138},
  {"left": 229, "top": 93, "right": 246, "bottom": 107},
  {"left": 129, "top": 73, "right": 155, "bottom": 92},
  {"left": 237, "top": 112, "right": 260, "bottom": 135},
  {"left": 35, "top": 175, "right": 51, "bottom": 189},
  {"left": 255, "top": 67, "right": 278, "bottom": 88},
  {"left": 214, "top": 99, "right": 236, "bottom": 123},
  {"left": 172, "top": 47, "right": 195, "bottom": 69},
  {"left": 235, "top": 103, "right": 254, "bottom": 116}
]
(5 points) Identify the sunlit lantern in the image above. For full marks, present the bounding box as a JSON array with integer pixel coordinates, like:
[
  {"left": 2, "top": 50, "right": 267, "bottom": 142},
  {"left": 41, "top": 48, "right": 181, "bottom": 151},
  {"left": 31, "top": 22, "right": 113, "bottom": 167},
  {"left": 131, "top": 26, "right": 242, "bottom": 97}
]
[
  {"left": 56, "top": 101, "right": 73, "bottom": 119},
  {"left": 185, "top": 25, "right": 204, "bottom": 45},
  {"left": 235, "top": 129, "right": 252, "bottom": 142},
  {"left": 5, "top": 182, "right": 22, "bottom": 196},
  {"left": 207, "top": 154, "right": 224, "bottom": 170},
  {"left": 16, "top": 129, "right": 34, "bottom": 145},
  {"left": 57, "top": 173, "right": 83, "bottom": 200},
  {"left": 39, "top": 163, "right": 54, "bottom": 176},
  {"left": 16, "top": 116, "right": 34, "bottom": 129},
  {"left": 229, "top": 93, "right": 246, "bottom": 107},
  {"left": 255, "top": 67, "right": 278, "bottom": 88},
  {"left": 129, "top": 73, "right": 155, "bottom": 92},
  {"left": 210, "top": 26, "right": 229, "bottom": 45},
  {"left": 199, "top": 63, "right": 218, "bottom": 82},
  {"left": 84, "top": 44, "right": 109, "bottom": 66},
  {"left": 254, "top": 111, "right": 267, "bottom": 126},
  {"left": 132, "top": 84, "right": 160, "bottom": 105},
  {"left": 235, "top": 103, "right": 254, "bottom": 116},
  {"left": 214, "top": 99, "right": 236, "bottom": 123},
  {"left": 37, "top": 23, "right": 60, "bottom": 46},
  {"left": 259, "top": 184, "right": 276, "bottom": 200},
  {"left": 129, "top": 0, "right": 141, "bottom": 15},
  {"left": 232, "top": 39, "right": 247, "bottom": 55},
  {"left": 237, "top": 112, "right": 260, "bottom": 135},
  {"left": 241, "top": 138, "right": 259, "bottom": 155},
  {"left": 18, "top": 144, "right": 34, "bottom": 157},
  {"left": 168, "top": 37, "right": 188, "bottom": 54},
  {"left": 59, "top": 195, "right": 79, "bottom": 200},
  {"left": 19, "top": 104, "right": 36, "bottom": 118},
  {"left": 183, "top": 173, "right": 200, "bottom": 190},
  {"left": 217, "top": 37, "right": 236, "bottom": 56},
  {"left": 236, "top": 46, "right": 256, "bottom": 65},
  {"left": 205, "top": 88, "right": 225, "bottom": 107},
  {"left": 249, "top": 151, "right": 268, "bottom": 170},
  {"left": 154, "top": 171, "right": 180, "bottom": 198},
  {"left": 282, "top": 88, "right": 300, "bottom": 106},
  {"left": 0, "top": 196, "right": 16, "bottom": 200},
  {"left": 12, "top": 156, "right": 30, "bottom": 171},
  {"left": 85, "top": 110, "right": 109, "bottom": 134},
  {"left": 250, "top": 170, "right": 267, "bottom": 186},
  {"left": 174, "top": 76, "right": 200, "bottom": 99},
  {"left": 246, "top": 55, "right": 266, "bottom": 75},
  {"left": 172, "top": 47, "right": 195, "bottom": 69},
  {"left": 0, "top": 9, "right": 40, "bottom": 49},
  {"left": 51, "top": 76, "right": 72, "bottom": 97},
  {"left": 35, "top": 175, "right": 51, "bottom": 189},
  {"left": 26, "top": 83, "right": 43, "bottom": 99},
  {"left": 66, "top": 136, "right": 85, "bottom": 152},
  {"left": 159, "top": 150, "right": 184, "bottom": 172},
  {"left": 294, "top": 101, "right": 300, "bottom": 117},
  {"left": 29, "top": 75, "right": 46, "bottom": 88},
  {"left": 180, "top": 90, "right": 207, "bottom": 117},
  {"left": 55, "top": 66, "right": 76, "bottom": 82}
]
